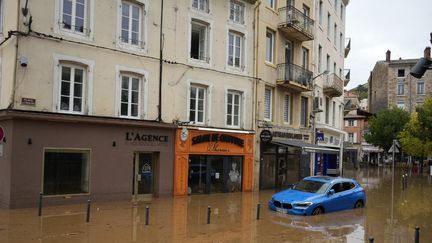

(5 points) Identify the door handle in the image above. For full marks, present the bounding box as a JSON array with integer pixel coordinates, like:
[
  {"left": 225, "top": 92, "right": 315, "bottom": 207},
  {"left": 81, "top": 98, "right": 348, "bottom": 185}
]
[{"left": 137, "top": 174, "right": 142, "bottom": 181}]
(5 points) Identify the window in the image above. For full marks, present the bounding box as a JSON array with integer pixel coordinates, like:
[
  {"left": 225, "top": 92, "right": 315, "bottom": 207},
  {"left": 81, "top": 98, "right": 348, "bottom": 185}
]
[
  {"left": 59, "top": 64, "right": 86, "bottom": 113},
  {"left": 327, "top": 13, "right": 331, "bottom": 37},
  {"left": 302, "top": 47, "right": 309, "bottom": 70},
  {"left": 417, "top": 80, "right": 425, "bottom": 94},
  {"left": 230, "top": 1, "right": 244, "bottom": 24},
  {"left": 396, "top": 100, "right": 405, "bottom": 109},
  {"left": 333, "top": 62, "right": 336, "bottom": 74},
  {"left": 340, "top": 4, "right": 344, "bottom": 22},
  {"left": 339, "top": 33, "right": 343, "bottom": 54},
  {"left": 333, "top": 24, "right": 337, "bottom": 45},
  {"left": 318, "top": 1, "right": 323, "bottom": 26},
  {"left": 228, "top": 31, "right": 243, "bottom": 69},
  {"left": 283, "top": 94, "right": 291, "bottom": 123},
  {"left": 326, "top": 54, "right": 330, "bottom": 72},
  {"left": 325, "top": 97, "right": 330, "bottom": 124},
  {"left": 191, "top": 19, "right": 210, "bottom": 62},
  {"left": 348, "top": 133, "right": 356, "bottom": 143},
  {"left": 397, "top": 80, "right": 404, "bottom": 95},
  {"left": 332, "top": 101, "right": 336, "bottom": 126},
  {"left": 192, "top": 0, "right": 209, "bottom": 13},
  {"left": 265, "top": 29, "right": 275, "bottom": 63},
  {"left": 300, "top": 97, "right": 308, "bottom": 127},
  {"left": 348, "top": 120, "right": 355, "bottom": 126},
  {"left": 43, "top": 149, "right": 90, "bottom": 195},
  {"left": 303, "top": 5, "right": 310, "bottom": 17},
  {"left": 0, "top": 0, "right": 3, "bottom": 34},
  {"left": 334, "top": 0, "right": 338, "bottom": 11},
  {"left": 120, "top": 74, "right": 141, "bottom": 118},
  {"left": 226, "top": 91, "right": 241, "bottom": 127},
  {"left": 264, "top": 87, "right": 272, "bottom": 120},
  {"left": 189, "top": 85, "right": 207, "bottom": 124},
  {"left": 60, "top": 0, "right": 88, "bottom": 34},
  {"left": 397, "top": 69, "right": 405, "bottom": 77},
  {"left": 268, "top": 0, "right": 275, "bottom": 9},
  {"left": 318, "top": 45, "right": 322, "bottom": 73},
  {"left": 120, "top": 1, "right": 143, "bottom": 47}
]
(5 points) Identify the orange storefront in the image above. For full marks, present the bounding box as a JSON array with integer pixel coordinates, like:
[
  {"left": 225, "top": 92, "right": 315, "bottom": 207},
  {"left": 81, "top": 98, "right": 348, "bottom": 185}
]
[{"left": 173, "top": 128, "right": 254, "bottom": 195}]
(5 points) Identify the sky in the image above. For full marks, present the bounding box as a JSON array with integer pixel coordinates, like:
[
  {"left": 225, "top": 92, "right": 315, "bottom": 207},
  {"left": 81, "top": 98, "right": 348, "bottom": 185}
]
[{"left": 345, "top": 0, "right": 432, "bottom": 90}]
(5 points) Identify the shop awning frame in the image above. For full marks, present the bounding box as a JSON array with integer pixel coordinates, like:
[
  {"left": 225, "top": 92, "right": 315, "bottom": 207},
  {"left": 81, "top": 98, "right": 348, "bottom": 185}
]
[{"left": 271, "top": 139, "right": 340, "bottom": 154}]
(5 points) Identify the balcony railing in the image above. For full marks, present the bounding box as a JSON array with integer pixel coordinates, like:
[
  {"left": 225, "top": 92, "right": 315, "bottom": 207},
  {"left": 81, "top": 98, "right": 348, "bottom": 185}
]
[
  {"left": 243, "top": 0, "right": 257, "bottom": 4},
  {"left": 278, "top": 5, "right": 314, "bottom": 42},
  {"left": 323, "top": 73, "right": 344, "bottom": 97},
  {"left": 276, "top": 63, "right": 313, "bottom": 91},
  {"left": 344, "top": 69, "right": 351, "bottom": 86},
  {"left": 345, "top": 38, "right": 351, "bottom": 57}
]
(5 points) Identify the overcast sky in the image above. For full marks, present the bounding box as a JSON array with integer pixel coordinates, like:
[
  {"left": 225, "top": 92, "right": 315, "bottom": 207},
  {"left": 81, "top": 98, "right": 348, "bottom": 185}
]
[{"left": 345, "top": 0, "right": 432, "bottom": 90}]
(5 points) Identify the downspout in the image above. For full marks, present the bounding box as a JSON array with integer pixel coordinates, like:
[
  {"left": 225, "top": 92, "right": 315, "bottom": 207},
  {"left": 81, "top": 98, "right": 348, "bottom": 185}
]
[
  {"left": 253, "top": 1, "right": 261, "bottom": 130},
  {"left": 158, "top": 0, "right": 164, "bottom": 121},
  {"left": 10, "top": 0, "right": 22, "bottom": 109}
]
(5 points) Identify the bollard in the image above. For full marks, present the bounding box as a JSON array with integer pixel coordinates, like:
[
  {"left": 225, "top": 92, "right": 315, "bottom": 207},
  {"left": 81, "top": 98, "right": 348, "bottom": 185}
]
[
  {"left": 207, "top": 206, "right": 211, "bottom": 224},
  {"left": 38, "top": 192, "right": 43, "bottom": 216},
  {"left": 402, "top": 175, "right": 405, "bottom": 190},
  {"left": 369, "top": 237, "right": 374, "bottom": 243},
  {"left": 256, "top": 203, "right": 261, "bottom": 220},
  {"left": 145, "top": 206, "right": 149, "bottom": 225},
  {"left": 86, "top": 199, "right": 91, "bottom": 223},
  {"left": 405, "top": 174, "right": 409, "bottom": 189},
  {"left": 415, "top": 226, "right": 420, "bottom": 243}
]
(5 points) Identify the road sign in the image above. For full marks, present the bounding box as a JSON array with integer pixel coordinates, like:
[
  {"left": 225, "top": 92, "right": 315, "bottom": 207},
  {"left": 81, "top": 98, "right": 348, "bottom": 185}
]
[{"left": 388, "top": 144, "right": 399, "bottom": 153}]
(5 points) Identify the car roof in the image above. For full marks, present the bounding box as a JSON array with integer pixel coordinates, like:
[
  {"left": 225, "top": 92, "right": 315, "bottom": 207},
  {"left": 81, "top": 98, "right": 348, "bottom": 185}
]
[{"left": 303, "top": 176, "right": 355, "bottom": 183}]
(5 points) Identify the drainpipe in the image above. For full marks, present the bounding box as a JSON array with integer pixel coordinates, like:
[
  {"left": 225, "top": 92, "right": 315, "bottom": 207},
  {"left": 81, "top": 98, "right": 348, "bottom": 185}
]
[
  {"left": 253, "top": 1, "right": 261, "bottom": 130},
  {"left": 158, "top": 0, "right": 164, "bottom": 121},
  {"left": 10, "top": 0, "right": 22, "bottom": 109}
]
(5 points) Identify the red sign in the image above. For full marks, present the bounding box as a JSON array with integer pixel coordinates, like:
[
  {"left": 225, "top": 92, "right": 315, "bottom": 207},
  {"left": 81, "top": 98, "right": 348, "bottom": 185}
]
[{"left": 0, "top": 126, "right": 4, "bottom": 142}]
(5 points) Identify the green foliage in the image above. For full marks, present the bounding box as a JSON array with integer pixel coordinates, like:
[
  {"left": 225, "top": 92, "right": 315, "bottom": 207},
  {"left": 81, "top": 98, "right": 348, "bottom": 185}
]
[
  {"left": 350, "top": 84, "right": 368, "bottom": 100},
  {"left": 365, "top": 107, "right": 410, "bottom": 151},
  {"left": 398, "top": 97, "right": 432, "bottom": 157}
]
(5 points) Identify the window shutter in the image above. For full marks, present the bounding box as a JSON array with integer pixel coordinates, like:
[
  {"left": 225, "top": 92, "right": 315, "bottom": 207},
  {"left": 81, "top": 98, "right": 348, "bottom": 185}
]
[
  {"left": 345, "top": 120, "right": 348, "bottom": 127},
  {"left": 354, "top": 120, "right": 358, "bottom": 126},
  {"left": 353, "top": 133, "right": 357, "bottom": 143}
]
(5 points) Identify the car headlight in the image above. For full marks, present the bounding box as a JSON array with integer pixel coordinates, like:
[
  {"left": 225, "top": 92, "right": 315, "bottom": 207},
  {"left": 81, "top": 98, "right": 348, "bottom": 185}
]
[{"left": 293, "top": 202, "right": 313, "bottom": 208}]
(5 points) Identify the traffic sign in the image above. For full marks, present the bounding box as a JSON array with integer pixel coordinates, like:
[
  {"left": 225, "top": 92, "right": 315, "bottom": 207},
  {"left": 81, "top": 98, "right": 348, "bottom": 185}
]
[{"left": 388, "top": 144, "right": 399, "bottom": 153}]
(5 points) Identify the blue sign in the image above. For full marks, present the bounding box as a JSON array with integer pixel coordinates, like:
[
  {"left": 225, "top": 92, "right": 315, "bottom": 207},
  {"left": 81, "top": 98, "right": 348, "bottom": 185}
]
[{"left": 316, "top": 132, "right": 324, "bottom": 141}]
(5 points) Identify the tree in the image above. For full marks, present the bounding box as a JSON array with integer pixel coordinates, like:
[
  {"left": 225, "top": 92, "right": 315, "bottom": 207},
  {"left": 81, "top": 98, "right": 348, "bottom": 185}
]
[{"left": 365, "top": 107, "right": 410, "bottom": 151}]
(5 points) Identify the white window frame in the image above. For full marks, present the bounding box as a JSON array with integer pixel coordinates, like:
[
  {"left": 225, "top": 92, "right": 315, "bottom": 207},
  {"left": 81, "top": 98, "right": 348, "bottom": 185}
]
[
  {"left": 54, "top": 0, "right": 94, "bottom": 40},
  {"left": 327, "top": 13, "right": 331, "bottom": 38},
  {"left": 226, "top": 90, "right": 242, "bottom": 128},
  {"left": 53, "top": 54, "right": 94, "bottom": 115},
  {"left": 318, "top": 0, "right": 323, "bottom": 26},
  {"left": 333, "top": 23, "right": 337, "bottom": 46},
  {"left": 117, "top": 0, "right": 148, "bottom": 53},
  {"left": 348, "top": 133, "right": 354, "bottom": 143},
  {"left": 115, "top": 65, "right": 148, "bottom": 119},
  {"left": 264, "top": 87, "right": 272, "bottom": 121},
  {"left": 188, "top": 81, "right": 211, "bottom": 125},
  {"left": 397, "top": 80, "right": 404, "bottom": 96},
  {"left": 189, "top": 18, "right": 211, "bottom": 65},
  {"left": 268, "top": 0, "right": 275, "bottom": 9},
  {"left": 229, "top": 1, "right": 244, "bottom": 25},
  {"left": 417, "top": 80, "right": 425, "bottom": 95},
  {"left": 283, "top": 93, "right": 291, "bottom": 124},
  {"left": 300, "top": 96, "right": 309, "bottom": 127},
  {"left": 265, "top": 29, "right": 275, "bottom": 64},
  {"left": 227, "top": 31, "right": 244, "bottom": 70},
  {"left": 192, "top": 0, "right": 210, "bottom": 13},
  {"left": 396, "top": 100, "right": 405, "bottom": 109},
  {"left": 318, "top": 45, "right": 322, "bottom": 73},
  {"left": 0, "top": 0, "right": 3, "bottom": 37}
]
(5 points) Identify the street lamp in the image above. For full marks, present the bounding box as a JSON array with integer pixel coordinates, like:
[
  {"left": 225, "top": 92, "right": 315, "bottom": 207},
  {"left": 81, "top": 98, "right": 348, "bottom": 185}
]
[
  {"left": 311, "top": 70, "right": 329, "bottom": 144},
  {"left": 410, "top": 33, "right": 432, "bottom": 78}
]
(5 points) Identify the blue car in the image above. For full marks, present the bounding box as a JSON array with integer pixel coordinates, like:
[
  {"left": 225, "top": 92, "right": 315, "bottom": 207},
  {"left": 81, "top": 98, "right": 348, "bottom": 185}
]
[{"left": 268, "top": 176, "right": 366, "bottom": 216}]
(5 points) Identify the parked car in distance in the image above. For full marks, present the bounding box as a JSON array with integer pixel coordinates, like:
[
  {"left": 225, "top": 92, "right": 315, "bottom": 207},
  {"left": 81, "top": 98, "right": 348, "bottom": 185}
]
[{"left": 268, "top": 176, "right": 366, "bottom": 216}]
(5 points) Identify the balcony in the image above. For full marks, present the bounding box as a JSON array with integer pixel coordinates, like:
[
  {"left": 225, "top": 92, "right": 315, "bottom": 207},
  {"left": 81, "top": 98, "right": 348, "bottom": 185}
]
[
  {"left": 345, "top": 38, "right": 351, "bottom": 58},
  {"left": 344, "top": 69, "right": 351, "bottom": 87},
  {"left": 276, "top": 63, "right": 313, "bottom": 92},
  {"left": 278, "top": 6, "right": 314, "bottom": 42},
  {"left": 243, "top": 0, "right": 257, "bottom": 3},
  {"left": 323, "top": 73, "right": 344, "bottom": 97}
]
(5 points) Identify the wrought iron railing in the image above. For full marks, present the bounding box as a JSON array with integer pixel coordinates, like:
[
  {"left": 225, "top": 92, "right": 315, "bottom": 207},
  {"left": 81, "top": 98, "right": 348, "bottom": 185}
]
[
  {"left": 278, "top": 5, "right": 314, "bottom": 38},
  {"left": 323, "top": 73, "right": 344, "bottom": 97},
  {"left": 277, "top": 63, "right": 313, "bottom": 89}
]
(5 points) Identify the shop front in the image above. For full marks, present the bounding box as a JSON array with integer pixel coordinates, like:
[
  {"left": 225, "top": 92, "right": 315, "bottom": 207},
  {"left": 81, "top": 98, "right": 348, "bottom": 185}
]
[
  {"left": 173, "top": 128, "right": 254, "bottom": 195},
  {"left": 0, "top": 110, "right": 176, "bottom": 208},
  {"left": 315, "top": 128, "right": 344, "bottom": 176}
]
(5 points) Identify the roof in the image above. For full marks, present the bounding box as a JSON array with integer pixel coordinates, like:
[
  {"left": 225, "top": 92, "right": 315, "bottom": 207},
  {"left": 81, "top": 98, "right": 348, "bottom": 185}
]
[{"left": 304, "top": 176, "right": 355, "bottom": 183}]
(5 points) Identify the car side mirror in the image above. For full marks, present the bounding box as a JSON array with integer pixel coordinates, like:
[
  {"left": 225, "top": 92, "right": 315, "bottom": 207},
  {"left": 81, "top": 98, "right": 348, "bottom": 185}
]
[{"left": 328, "top": 189, "right": 335, "bottom": 196}]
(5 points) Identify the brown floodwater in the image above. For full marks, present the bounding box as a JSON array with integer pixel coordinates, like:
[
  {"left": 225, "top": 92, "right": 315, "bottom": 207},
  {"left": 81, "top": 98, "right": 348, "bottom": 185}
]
[{"left": 1, "top": 166, "right": 431, "bottom": 243}]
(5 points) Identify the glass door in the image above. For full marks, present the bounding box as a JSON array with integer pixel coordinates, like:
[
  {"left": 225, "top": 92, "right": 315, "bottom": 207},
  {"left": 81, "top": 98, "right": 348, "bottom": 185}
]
[
  {"left": 209, "top": 156, "right": 225, "bottom": 193},
  {"left": 133, "top": 153, "right": 155, "bottom": 200}
]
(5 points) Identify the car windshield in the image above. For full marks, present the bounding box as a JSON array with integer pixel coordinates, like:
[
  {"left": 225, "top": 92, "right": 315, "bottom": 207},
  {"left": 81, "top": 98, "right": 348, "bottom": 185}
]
[{"left": 293, "top": 179, "right": 329, "bottom": 194}]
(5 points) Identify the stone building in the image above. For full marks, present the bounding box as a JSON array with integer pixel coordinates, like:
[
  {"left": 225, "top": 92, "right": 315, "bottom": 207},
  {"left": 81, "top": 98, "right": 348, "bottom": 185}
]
[{"left": 368, "top": 50, "right": 432, "bottom": 114}]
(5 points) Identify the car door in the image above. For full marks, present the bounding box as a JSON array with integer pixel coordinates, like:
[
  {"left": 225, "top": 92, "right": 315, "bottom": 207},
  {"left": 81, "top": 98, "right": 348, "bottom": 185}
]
[
  {"left": 341, "top": 182, "right": 357, "bottom": 209},
  {"left": 325, "top": 182, "right": 345, "bottom": 212}
]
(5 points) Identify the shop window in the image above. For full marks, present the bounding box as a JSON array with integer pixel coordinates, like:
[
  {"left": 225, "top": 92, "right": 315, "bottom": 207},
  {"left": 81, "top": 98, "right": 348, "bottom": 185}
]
[{"left": 43, "top": 149, "right": 90, "bottom": 195}]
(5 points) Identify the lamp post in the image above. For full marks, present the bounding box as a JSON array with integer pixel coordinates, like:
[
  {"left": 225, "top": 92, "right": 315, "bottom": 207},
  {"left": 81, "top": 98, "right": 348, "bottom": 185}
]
[{"left": 310, "top": 70, "right": 329, "bottom": 145}]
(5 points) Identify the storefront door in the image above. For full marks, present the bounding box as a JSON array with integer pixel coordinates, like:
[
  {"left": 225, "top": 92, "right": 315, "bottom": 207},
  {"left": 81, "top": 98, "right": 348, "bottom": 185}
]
[{"left": 133, "top": 153, "right": 156, "bottom": 200}]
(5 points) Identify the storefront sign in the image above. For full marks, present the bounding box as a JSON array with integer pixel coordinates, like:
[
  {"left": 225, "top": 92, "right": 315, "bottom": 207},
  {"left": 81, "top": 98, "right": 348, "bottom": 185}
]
[
  {"left": 126, "top": 132, "right": 168, "bottom": 145},
  {"left": 21, "top": 97, "right": 36, "bottom": 106},
  {"left": 260, "top": 130, "right": 272, "bottom": 143},
  {"left": 191, "top": 134, "right": 244, "bottom": 147},
  {"left": 316, "top": 132, "right": 324, "bottom": 141},
  {"left": 272, "top": 131, "right": 309, "bottom": 141}
]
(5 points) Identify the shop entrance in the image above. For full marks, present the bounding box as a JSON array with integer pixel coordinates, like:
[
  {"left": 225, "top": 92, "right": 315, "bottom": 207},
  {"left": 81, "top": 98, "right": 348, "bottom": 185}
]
[
  {"left": 133, "top": 152, "right": 158, "bottom": 200},
  {"left": 188, "top": 155, "right": 242, "bottom": 194}
]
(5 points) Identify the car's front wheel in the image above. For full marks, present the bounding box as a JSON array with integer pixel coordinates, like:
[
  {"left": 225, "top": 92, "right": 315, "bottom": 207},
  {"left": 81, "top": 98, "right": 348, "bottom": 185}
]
[
  {"left": 354, "top": 200, "right": 364, "bottom": 209},
  {"left": 311, "top": 206, "right": 324, "bottom": 215}
]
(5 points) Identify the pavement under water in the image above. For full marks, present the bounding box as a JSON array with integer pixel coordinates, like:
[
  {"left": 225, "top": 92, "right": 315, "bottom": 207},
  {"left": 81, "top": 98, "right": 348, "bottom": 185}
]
[{"left": 1, "top": 166, "right": 431, "bottom": 243}]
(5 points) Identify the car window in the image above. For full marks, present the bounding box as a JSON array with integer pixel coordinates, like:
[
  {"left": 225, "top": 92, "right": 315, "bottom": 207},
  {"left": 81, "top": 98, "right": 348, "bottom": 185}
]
[
  {"left": 342, "top": 182, "right": 355, "bottom": 191},
  {"left": 330, "top": 183, "right": 344, "bottom": 193},
  {"left": 293, "top": 180, "right": 329, "bottom": 194}
]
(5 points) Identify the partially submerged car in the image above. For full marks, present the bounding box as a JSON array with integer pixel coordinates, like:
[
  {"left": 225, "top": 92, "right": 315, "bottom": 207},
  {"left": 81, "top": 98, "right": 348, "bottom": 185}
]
[{"left": 268, "top": 176, "right": 366, "bottom": 216}]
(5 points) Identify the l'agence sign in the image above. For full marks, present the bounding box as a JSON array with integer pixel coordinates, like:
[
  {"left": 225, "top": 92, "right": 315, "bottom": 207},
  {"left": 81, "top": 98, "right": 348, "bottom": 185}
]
[
  {"left": 126, "top": 132, "right": 168, "bottom": 145},
  {"left": 191, "top": 133, "right": 244, "bottom": 147}
]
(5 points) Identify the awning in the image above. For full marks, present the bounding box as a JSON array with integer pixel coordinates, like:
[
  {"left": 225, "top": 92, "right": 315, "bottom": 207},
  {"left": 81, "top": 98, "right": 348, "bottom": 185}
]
[{"left": 271, "top": 138, "right": 340, "bottom": 154}]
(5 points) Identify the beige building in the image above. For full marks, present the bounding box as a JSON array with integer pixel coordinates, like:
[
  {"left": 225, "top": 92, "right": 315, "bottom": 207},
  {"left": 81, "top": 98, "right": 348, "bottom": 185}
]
[{"left": 368, "top": 50, "right": 432, "bottom": 114}]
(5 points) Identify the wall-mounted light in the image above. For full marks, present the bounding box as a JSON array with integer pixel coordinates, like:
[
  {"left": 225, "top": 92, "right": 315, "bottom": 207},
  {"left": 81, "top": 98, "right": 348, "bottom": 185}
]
[
  {"left": 112, "top": 141, "right": 116, "bottom": 147},
  {"left": 27, "top": 138, "right": 32, "bottom": 145}
]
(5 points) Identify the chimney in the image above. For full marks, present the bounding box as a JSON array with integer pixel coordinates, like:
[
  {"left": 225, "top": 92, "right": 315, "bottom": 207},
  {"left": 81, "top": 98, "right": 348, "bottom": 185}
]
[
  {"left": 424, "top": 47, "right": 431, "bottom": 60},
  {"left": 386, "top": 50, "right": 391, "bottom": 62}
]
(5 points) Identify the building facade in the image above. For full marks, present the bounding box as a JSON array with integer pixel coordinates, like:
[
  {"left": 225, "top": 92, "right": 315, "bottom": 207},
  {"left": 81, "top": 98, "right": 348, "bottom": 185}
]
[{"left": 368, "top": 50, "right": 432, "bottom": 114}]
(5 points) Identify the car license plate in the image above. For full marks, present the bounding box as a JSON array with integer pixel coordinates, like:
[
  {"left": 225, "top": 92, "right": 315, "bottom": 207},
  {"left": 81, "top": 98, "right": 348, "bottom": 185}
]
[{"left": 276, "top": 207, "right": 287, "bottom": 213}]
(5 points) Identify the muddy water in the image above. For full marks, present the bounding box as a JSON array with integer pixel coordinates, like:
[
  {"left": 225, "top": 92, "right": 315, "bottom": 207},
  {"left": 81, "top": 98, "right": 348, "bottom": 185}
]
[{"left": 1, "top": 166, "right": 431, "bottom": 243}]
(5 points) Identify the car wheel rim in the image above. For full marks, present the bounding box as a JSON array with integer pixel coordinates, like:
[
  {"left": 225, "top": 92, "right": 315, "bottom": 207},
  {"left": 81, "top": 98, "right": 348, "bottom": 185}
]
[
  {"left": 355, "top": 201, "right": 363, "bottom": 208},
  {"left": 313, "top": 208, "right": 322, "bottom": 215}
]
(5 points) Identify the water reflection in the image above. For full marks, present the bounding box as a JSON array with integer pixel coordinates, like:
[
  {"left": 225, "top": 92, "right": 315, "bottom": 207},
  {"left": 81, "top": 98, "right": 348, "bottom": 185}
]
[{"left": 1, "top": 166, "right": 432, "bottom": 242}]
